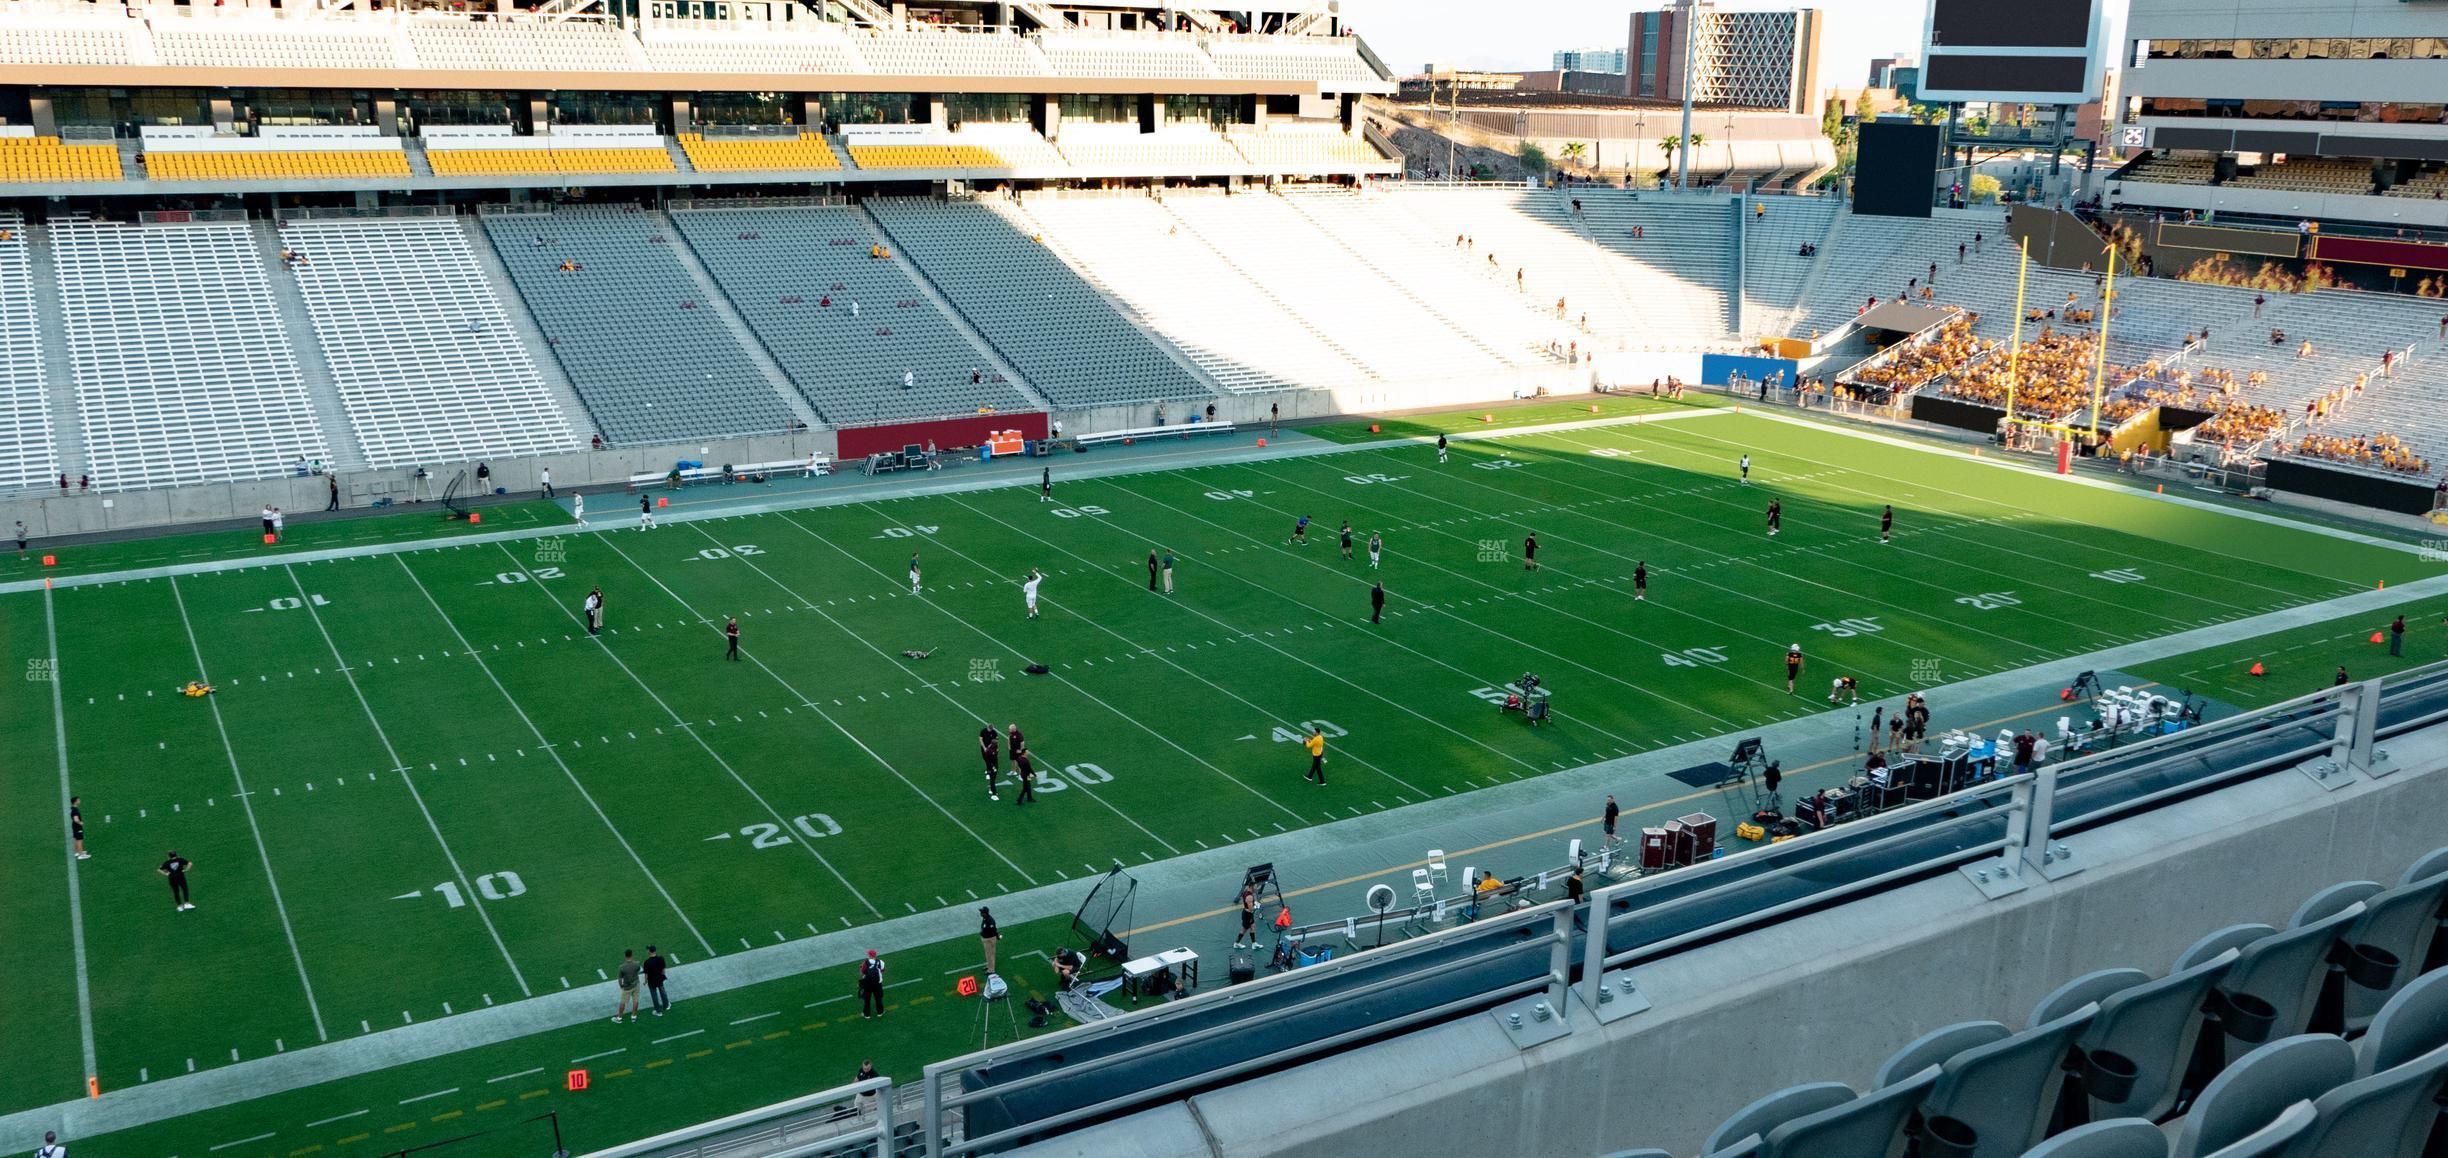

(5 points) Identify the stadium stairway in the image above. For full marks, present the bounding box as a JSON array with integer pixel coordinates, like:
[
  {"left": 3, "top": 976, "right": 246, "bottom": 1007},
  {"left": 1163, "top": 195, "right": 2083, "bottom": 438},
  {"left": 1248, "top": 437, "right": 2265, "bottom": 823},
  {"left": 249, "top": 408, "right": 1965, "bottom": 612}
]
[
  {"left": 456, "top": 215, "right": 613, "bottom": 442},
  {"left": 1776, "top": 206, "right": 1851, "bottom": 339},
  {"left": 24, "top": 224, "right": 84, "bottom": 484},
  {"left": 402, "top": 141, "right": 434, "bottom": 180},
  {"left": 650, "top": 208, "right": 824, "bottom": 432},
  {"left": 856, "top": 202, "right": 1060, "bottom": 415},
  {"left": 252, "top": 220, "right": 367, "bottom": 473}
]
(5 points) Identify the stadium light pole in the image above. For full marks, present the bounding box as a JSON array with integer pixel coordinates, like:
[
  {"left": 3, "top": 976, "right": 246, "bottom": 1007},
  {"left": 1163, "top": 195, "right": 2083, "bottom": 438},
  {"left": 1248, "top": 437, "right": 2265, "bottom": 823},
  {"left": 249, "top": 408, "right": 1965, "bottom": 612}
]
[
  {"left": 2086, "top": 245, "right": 2118, "bottom": 440},
  {"left": 2005, "top": 236, "right": 2030, "bottom": 427},
  {"left": 1677, "top": 0, "right": 1699, "bottom": 189}
]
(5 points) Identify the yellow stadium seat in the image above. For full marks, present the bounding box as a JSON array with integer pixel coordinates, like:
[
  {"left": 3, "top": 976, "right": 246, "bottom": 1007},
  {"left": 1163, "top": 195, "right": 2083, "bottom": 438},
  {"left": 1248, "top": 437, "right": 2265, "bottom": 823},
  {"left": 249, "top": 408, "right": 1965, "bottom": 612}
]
[
  {"left": 0, "top": 137, "right": 122, "bottom": 183},
  {"left": 846, "top": 143, "right": 1012, "bottom": 170},
  {"left": 145, "top": 150, "right": 412, "bottom": 182},
  {"left": 678, "top": 132, "right": 842, "bottom": 173},
  {"left": 426, "top": 146, "right": 676, "bottom": 178}
]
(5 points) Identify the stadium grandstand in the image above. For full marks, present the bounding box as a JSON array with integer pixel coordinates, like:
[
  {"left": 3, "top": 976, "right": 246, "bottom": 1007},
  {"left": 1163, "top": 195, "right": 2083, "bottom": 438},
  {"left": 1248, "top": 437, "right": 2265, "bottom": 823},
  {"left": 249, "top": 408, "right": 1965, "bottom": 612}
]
[{"left": 9, "top": 1, "right": 2448, "bottom": 1157}]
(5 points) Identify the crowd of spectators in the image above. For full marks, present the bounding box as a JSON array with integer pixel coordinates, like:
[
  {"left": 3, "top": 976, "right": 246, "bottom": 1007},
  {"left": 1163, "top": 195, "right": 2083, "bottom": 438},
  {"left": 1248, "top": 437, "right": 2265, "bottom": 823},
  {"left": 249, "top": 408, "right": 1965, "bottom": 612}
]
[
  {"left": 1848, "top": 313, "right": 1986, "bottom": 393},
  {"left": 1936, "top": 328, "right": 2142, "bottom": 419},
  {"left": 2281, "top": 431, "right": 2432, "bottom": 475}
]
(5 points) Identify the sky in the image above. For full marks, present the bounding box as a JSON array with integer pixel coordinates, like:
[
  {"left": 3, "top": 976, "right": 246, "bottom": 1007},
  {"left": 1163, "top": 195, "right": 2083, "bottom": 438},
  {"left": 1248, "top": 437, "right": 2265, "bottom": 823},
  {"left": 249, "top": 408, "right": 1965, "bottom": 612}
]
[{"left": 1337, "top": 0, "right": 2128, "bottom": 94}]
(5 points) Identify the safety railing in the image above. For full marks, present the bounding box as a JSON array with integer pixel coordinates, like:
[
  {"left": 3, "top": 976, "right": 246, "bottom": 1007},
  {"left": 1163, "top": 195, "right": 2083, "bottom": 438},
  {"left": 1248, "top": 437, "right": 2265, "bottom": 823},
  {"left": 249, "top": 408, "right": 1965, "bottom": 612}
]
[{"left": 583, "top": 1077, "right": 895, "bottom": 1157}]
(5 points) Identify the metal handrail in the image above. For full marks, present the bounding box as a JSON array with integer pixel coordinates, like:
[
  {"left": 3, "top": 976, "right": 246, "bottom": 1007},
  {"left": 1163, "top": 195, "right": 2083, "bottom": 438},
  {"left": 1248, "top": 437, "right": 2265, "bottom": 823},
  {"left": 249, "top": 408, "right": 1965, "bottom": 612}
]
[{"left": 583, "top": 1077, "right": 893, "bottom": 1158}]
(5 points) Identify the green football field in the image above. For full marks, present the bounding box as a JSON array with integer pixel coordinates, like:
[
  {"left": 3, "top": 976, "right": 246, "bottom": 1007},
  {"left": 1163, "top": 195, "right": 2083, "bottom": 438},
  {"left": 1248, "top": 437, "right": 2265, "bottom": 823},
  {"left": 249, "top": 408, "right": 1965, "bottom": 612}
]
[{"left": 4, "top": 407, "right": 2440, "bottom": 1156}]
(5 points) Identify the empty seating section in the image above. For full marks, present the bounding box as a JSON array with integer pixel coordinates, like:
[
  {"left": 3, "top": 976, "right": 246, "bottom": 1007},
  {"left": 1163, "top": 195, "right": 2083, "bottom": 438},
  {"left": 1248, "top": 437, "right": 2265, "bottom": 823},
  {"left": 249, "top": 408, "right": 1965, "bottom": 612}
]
[
  {"left": 1162, "top": 192, "right": 1511, "bottom": 383},
  {"left": 1226, "top": 128, "right": 1388, "bottom": 169},
  {"left": 1277, "top": 191, "right": 1554, "bottom": 364},
  {"left": 1018, "top": 195, "right": 1367, "bottom": 392},
  {"left": 49, "top": 218, "right": 328, "bottom": 490},
  {"left": 146, "top": 148, "right": 411, "bottom": 182},
  {"left": 480, "top": 208, "right": 798, "bottom": 444},
  {"left": 667, "top": 204, "right": 1035, "bottom": 422},
  {"left": 426, "top": 145, "right": 676, "bottom": 177},
  {"left": 0, "top": 214, "right": 56, "bottom": 491},
  {"left": 1740, "top": 195, "right": 1840, "bottom": 325},
  {"left": 1034, "top": 35, "right": 1214, "bottom": 79},
  {"left": 1569, "top": 192, "right": 1739, "bottom": 345},
  {"left": 1622, "top": 849, "right": 2448, "bottom": 1158},
  {"left": 846, "top": 143, "right": 1009, "bottom": 170},
  {"left": 0, "top": 137, "right": 122, "bottom": 183},
  {"left": 150, "top": 24, "right": 400, "bottom": 69},
  {"left": 2125, "top": 153, "right": 2219, "bottom": 185},
  {"left": 851, "top": 29, "right": 1045, "bottom": 75},
  {"left": 282, "top": 219, "right": 577, "bottom": 467},
  {"left": 1381, "top": 187, "right": 1651, "bottom": 344},
  {"left": 2229, "top": 157, "right": 2375, "bottom": 194},
  {"left": 638, "top": 29, "right": 862, "bottom": 73},
  {"left": 0, "top": 19, "right": 132, "bottom": 65},
  {"left": 405, "top": 19, "right": 638, "bottom": 71},
  {"left": 1206, "top": 40, "right": 1380, "bottom": 86},
  {"left": 1794, "top": 209, "right": 2000, "bottom": 336},
  {"left": 867, "top": 197, "right": 1210, "bottom": 407},
  {"left": 678, "top": 133, "right": 841, "bottom": 173},
  {"left": 2385, "top": 167, "right": 2448, "bottom": 200},
  {"left": 1054, "top": 131, "right": 1245, "bottom": 172},
  {"left": 949, "top": 127, "right": 1064, "bottom": 167}
]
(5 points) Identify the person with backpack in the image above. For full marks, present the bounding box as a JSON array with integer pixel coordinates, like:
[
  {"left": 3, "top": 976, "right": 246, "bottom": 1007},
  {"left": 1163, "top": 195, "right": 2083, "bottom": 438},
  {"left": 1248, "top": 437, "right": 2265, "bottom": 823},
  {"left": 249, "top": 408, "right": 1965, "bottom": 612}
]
[{"left": 858, "top": 949, "right": 887, "bottom": 1018}]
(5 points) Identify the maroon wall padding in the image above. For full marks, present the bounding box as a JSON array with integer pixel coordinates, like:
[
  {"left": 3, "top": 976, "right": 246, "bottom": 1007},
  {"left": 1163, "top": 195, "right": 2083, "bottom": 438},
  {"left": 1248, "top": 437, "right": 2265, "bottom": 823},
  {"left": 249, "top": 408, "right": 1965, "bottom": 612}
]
[
  {"left": 837, "top": 413, "right": 1049, "bottom": 460},
  {"left": 2311, "top": 235, "right": 2448, "bottom": 274}
]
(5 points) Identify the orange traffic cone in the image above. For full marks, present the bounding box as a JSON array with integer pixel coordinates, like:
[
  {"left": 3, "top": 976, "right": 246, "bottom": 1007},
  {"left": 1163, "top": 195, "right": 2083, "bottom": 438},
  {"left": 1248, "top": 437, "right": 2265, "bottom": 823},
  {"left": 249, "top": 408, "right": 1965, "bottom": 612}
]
[
  {"left": 2248, "top": 661, "right": 2266, "bottom": 677},
  {"left": 2371, "top": 631, "right": 2386, "bottom": 644}
]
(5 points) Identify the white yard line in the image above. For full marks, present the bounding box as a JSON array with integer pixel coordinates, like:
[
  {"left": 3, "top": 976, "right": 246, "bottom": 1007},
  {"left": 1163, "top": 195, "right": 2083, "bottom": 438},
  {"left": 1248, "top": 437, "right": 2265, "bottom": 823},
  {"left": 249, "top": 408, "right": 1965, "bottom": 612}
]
[
  {"left": 41, "top": 586, "right": 100, "bottom": 1082},
  {"left": 166, "top": 576, "right": 331, "bottom": 1042},
  {"left": 507, "top": 540, "right": 893, "bottom": 913},
  {"left": 389, "top": 555, "right": 717, "bottom": 959},
  {"left": 279, "top": 565, "right": 531, "bottom": 998}
]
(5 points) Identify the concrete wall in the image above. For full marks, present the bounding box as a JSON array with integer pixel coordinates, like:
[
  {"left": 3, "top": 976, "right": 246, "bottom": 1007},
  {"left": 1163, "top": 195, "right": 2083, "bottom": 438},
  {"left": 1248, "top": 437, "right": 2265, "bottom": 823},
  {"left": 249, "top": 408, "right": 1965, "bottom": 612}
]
[
  {"left": 1020, "top": 722, "right": 2448, "bottom": 1158},
  {"left": 0, "top": 429, "right": 840, "bottom": 541}
]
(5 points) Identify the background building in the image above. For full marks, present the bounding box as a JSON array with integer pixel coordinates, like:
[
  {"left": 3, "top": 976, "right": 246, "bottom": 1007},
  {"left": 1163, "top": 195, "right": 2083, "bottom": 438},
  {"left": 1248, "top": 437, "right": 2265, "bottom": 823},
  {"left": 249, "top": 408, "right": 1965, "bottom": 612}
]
[
  {"left": 1552, "top": 46, "right": 1629, "bottom": 74},
  {"left": 1627, "top": 0, "right": 1823, "bottom": 116}
]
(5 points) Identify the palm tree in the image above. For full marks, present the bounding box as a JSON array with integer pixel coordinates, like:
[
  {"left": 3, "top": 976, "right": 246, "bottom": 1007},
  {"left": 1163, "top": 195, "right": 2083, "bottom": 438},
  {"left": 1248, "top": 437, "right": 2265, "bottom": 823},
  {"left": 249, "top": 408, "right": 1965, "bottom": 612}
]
[{"left": 1559, "top": 141, "right": 1589, "bottom": 171}]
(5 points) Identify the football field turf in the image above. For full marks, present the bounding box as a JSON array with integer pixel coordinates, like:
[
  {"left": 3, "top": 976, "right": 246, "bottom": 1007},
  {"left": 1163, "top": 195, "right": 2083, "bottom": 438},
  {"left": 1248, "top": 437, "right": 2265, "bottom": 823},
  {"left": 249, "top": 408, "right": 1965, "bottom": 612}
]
[{"left": 4, "top": 406, "right": 2440, "bottom": 1154}]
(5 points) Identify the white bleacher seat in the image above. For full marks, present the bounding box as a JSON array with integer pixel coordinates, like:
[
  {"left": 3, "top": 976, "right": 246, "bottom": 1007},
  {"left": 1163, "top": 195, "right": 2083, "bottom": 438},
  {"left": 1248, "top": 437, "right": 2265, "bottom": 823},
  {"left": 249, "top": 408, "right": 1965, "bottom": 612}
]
[
  {"left": 666, "top": 203, "right": 1039, "bottom": 423},
  {"left": 0, "top": 16, "right": 135, "bottom": 66},
  {"left": 280, "top": 218, "right": 578, "bottom": 468},
  {"left": 1016, "top": 194, "right": 1367, "bottom": 392},
  {"left": 479, "top": 206, "right": 801, "bottom": 445},
  {"left": 1054, "top": 129, "right": 1245, "bottom": 173},
  {"left": 1204, "top": 39, "right": 1381, "bottom": 87},
  {"left": 851, "top": 28, "right": 1046, "bottom": 76},
  {"left": 1740, "top": 195, "right": 1841, "bottom": 327},
  {"left": 639, "top": 25, "right": 863, "bottom": 73},
  {"left": 1528, "top": 190, "right": 1738, "bottom": 347},
  {"left": 865, "top": 197, "right": 1213, "bottom": 408},
  {"left": 150, "top": 22, "right": 400, "bottom": 70},
  {"left": 405, "top": 19, "right": 639, "bottom": 72},
  {"left": 1277, "top": 189, "right": 1561, "bottom": 365},
  {"left": 0, "top": 212, "right": 58, "bottom": 491},
  {"left": 49, "top": 217, "right": 330, "bottom": 491},
  {"left": 1035, "top": 33, "right": 1215, "bottom": 80}
]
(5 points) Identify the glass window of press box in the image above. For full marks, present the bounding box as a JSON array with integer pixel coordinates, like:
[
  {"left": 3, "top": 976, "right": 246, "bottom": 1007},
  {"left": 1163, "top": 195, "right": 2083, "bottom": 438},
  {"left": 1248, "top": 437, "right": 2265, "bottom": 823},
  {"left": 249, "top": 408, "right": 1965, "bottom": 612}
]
[
  {"left": 1166, "top": 94, "right": 1243, "bottom": 129},
  {"left": 549, "top": 92, "right": 660, "bottom": 127},
  {"left": 404, "top": 91, "right": 518, "bottom": 131},
  {"left": 947, "top": 93, "right": 1028, "bottom": 126},
  {"left": 238, "top": 90, "right": 374, "bottom": 129},
  {"left": 693, "top": 91, "right": 798, "bottom": 128},
  {"left": 46, "top": 88, "right": 213, "bottom": 133},
  {"left": 818, "top": 93, "right": 918, "bottom": 132},
  {"left": 1061, "top": 93, "right": 1136, "bottom": 125}
]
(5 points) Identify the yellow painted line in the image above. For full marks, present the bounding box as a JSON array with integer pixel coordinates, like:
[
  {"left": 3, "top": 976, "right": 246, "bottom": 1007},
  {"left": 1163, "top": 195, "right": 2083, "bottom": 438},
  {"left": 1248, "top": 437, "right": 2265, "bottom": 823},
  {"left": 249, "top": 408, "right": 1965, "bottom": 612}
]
[
  {"left": 907, "top": 995, "right": 934, "bottom": 1006},
  {"left": 432, "top": 1111, "right": 463, "bottom": 1123},
  {"left": 290, "top": 1146, "right": 325, "bottom": 1156},
  {"left": 802, "top": 1021, "right": 826, "bottom": 1031},
  {"left": 724, "top": 1039, "right": 753, "bottom": 1050},
  {"left": 761, "top": 1030, "right": 791, "bottom": 1041},
  {"left": 518, "top": 1089, "right": 549, "bottom": 1101},
  {"left": 1119, "top": 692, "right": 2150, "bottom": 936},
  {"left": 686, "top": 1049, "right": 714, "bottom": 1060},
  {"left": 645, "top": 1059, "right": 674, "bottom": 1070},
  {"left": 475, "top": 1100, "right": 507, "bottom": 1112},
  {"left": 383, "top": 1122, "right": 416, "bottom": 1134},
  {"left": 605, "top": 1068, "right": 634, "bottom": 1079},
  {"left": 336, "top": 1135, "right": 370, "bottom": 1146}
]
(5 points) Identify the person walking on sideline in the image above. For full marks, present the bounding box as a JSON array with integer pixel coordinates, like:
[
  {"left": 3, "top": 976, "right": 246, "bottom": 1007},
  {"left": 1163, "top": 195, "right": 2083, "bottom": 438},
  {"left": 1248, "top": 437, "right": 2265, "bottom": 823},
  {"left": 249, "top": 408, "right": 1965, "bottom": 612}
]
[
  {"left": 1633, "top": 560, "right": 1649, "bottom": 601},
  {"left": 1436, "top": 433, "right": 1449, "bottom": 464},
  {"left": 1880, "top": 505, "right": 1894, "bottom": 544},
  {"left": 1022, "top": 569, "right": 1042, "bottom": 619},
  {"left": 1236, "top": 885, "right": 1258, "bottom": 949},
  {"left": 1161, "top": 549, "right": 1175, "bottom": 594},
  {"left": 980, "top": 725, "right": 1002, "bottom": 800},
  {"left": 2392, "top": 615, "right": 2407, "bottom": 657},
  {"left": 573, "top": 493, "right": 585, "bottom": 526},
  {"left": 1269, "top": 402, "right": 1279, "bottom": 435},
  {"left": 1147, "top": 549, "right": 1161, "bottom": 591},
  {"left": 1370, "top": 580, "right": 1385, "bottom": 624},
  {"left": 1785, "top": 644, "right": 1804, "bottom": 694},
  {"left": 160, "top": 850, "right": 194, "bottom": 911},
  {"left": 613, "top": 949, "right": 641, "bottom": 1022},
  {"left": 1602, "top": 794, "right": 1620, "bottom": 850},
  {"left": 724, "top": 617, "right": 741, "bottom": 661},
  {"left": 1304, "top": 725, "right": 1327, "bottom": 785},
  {"left": 908, "top": 552, "right": 921, "bottom": 595},
  {"left": 325, "top": 474, "right": 339, "bottom": 512},
  {"left": 1766, "top": 498, "right": 1782, "bottom": 537},
  {"left": 644, "top": 946, "right": 670, "bottom": 1015},
  {"left": 979, "top": 907, "right": 1000, "bottom": 974},
  {"left": 1040, "top": 467, "right": 1051, "bottom": 502},
  {"left": 638, "top": 494, "right": 655, "bottom": 530},
  {"left": 70, "top": 796, "right": 89, "bottom": 860},
  {"left": 858, "top": 950, "right": 886, "bottom": 1018},
  {"left": 539, "top": 467, "right": 554, "bottom": 499},
  {"left": 1739, "top": 454, "right": 1751, "bottom": 484},
  {"left": 1523, "top": 531, "right": 1539, "bottom": 571}
]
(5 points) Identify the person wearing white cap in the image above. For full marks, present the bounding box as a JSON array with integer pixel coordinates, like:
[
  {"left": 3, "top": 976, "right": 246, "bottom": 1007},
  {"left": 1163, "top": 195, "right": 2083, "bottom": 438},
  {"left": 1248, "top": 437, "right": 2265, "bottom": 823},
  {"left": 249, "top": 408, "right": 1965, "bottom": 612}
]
[{"left": 1784, "top": 644, "right": 1803, "bottom": 694}]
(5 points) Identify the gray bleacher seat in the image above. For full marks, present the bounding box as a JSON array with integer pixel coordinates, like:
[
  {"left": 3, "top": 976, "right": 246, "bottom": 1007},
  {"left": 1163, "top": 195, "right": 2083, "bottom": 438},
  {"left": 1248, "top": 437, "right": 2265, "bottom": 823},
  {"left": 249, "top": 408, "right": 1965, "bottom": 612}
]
[
  {"left": 1760, "top": 1064, "right": 1940, "bottom": 1158},
  {"left": 1595, "top": 1151, "right": 1676, "bottom": 1158},
  {"left": 1573, "top": 191, "right": 1739, "bottom": 345},
  {"left": 2073, "top": 949, "right": 2242, "bottom": 1124},
  {"left": 479, "top": 207, "right": 797, "bottom": 446},
  {"left": 2361, "top": 971, "right": 2448, "bottom": 1077},
  {"left": 2288, "top": 1040, "right": 2448, "bottom": 1158},
  {"left": 0, "top": 211, "right": 57, "bottom": 492},
  {"left": 1701, "top": 1082, "right": 1853, "bottom": 1158},
  {"left": 2343, "top": 871, "right": 2448, "bottom": 1031},
  {"left": 667, "top": 203, "right": 1038, "bottom": 424},
  {"left": 1923, "top": 1002, "right": 2101, "bottom": 1156},
  {"left": 2401, "top": 848, "right": 2448, "bottom": 974},
  {"left": 2197, "top": 1102, "right": 2319, "bottom": 1158},
  {"left": 864, "top": 197, "right": 1212, "bottom": 409},
  {"left": 2170, "top": 1036, "right": 2354, "bottom": 1158},
  {"left": 2020, "top": 1119, "right": 2169, "bottom": 1158},
  {"left": 1878, "top": 1021, "right": 2011, "bottom": 1088},
  {"left": 2217, "top": 895, "right": 2369, "bottom": 1056}
]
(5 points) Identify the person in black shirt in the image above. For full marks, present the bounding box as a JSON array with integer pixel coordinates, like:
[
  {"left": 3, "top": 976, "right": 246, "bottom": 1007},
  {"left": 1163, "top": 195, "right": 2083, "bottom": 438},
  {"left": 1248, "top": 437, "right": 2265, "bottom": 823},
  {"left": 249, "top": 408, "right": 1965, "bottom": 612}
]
[
  {"left": 979, "top": 725, "right": 1001, "bottom": 801},
  {"left": 1565, "top": 863, "right": 1585, "bottom": 907},
  {"left": 1523, "top": 532, "right": 1539, "bottom": 571},
  {"left": 1147, "top": 549, "right": 1160, "bottom": 591},
  {"left": 724, "top": 617, "right": 740, "bottom": 661},
  {"left": 1785, "top": 644, "right": 1803, "bottom": 694},
  {"left": 160, "top": 851, "right": 194, "bottom": 911},
  {"left": 1601, "top": 794, "right": 1620, "bottom": 850},
  {"left": 1040, "top": 467, "right": 1051, "bottom": 503},
  {"left": 1339, "top": 520, "right": 1354, "bottom": 560},
  {"left": 1370, "top": 581, "right": 1385, "bottom": 624},
  {"left": 644, "top": 945, "right": 670, "bottom": 1016},
  {"left": 1766, "top": 499, "right": 1782, "bottom": 537},
  {"left": 858, "top": 950, "right": 886, "bottom": 1018},
  {"left": 979, "top": 907, "right": 1000, "bottom": 973},
  {"left": 856, "top": 1059, "right": 880, "bottom": 1120},
  {"left": 1014, "top": 747, "right": 1037, "bottom": 805},
  {"left": 1880, "top": 505, "right": 1893, "bottom": 544},
  {"left": 1436, "top": 433, "right": 1449, "bottom": 464},
  {"left": 1236, "top": 885, "right": 1258, "bottom": 950},
  {"left": 70, "top": 795, "right": 88, "bottom": 860},
  {"left": 1633, "top": 561, "right": 1648, "bottom": 602}
]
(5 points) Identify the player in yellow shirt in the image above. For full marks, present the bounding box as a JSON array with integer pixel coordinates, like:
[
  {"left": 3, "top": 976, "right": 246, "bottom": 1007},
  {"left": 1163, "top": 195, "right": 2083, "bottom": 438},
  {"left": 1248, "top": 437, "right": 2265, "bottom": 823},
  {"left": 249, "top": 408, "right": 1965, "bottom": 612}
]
[{"left": 1303, "top": 726, "right": 1327, "bottom": 786}]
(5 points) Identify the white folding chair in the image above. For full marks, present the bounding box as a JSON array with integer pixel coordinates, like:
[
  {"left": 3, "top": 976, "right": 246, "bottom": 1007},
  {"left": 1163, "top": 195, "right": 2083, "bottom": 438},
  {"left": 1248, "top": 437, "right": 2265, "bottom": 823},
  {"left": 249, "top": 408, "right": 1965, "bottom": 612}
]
[
  {"left": 1426, "top": 850, "right": 1449, "bottom": 885},
  {"left": 1411, "top": 868, "right": 1435, "bottom": 906}
]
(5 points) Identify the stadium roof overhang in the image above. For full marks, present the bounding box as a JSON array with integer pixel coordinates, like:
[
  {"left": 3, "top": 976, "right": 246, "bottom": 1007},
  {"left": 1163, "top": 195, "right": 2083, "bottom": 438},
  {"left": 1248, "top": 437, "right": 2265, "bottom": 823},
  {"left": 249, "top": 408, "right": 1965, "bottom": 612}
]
[
  {"left": 12, "top": 66, "right": 1355, "bottom": 97},
  {"left": 1860, "top": 301, "right": 1954, "bottom": 334}
]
